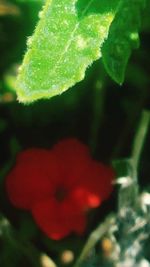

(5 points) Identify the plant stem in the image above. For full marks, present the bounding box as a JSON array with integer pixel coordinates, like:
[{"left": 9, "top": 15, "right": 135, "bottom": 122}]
[
  {"left": 73, "top": 110, "right": 150, "bottom": 267},
  {"left": 131, "top": 110, "right": 150, "bottom": 171},
  {"left": 73, "top": 214, "right": 115, "bottom": 267},
  {"left": 117, "top": 110, "right": 150, "bottom": 213},
  {"left": 0, "top": 214, "right": 56, "bottom": 267},
  {"left": 89, "top": 65, "right": 107, "bottom": 155}
]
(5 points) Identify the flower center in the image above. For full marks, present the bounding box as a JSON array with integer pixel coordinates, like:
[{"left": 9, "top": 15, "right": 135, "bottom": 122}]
[{"left": 55, "top": 186, "right": 68, "bottom": 202}]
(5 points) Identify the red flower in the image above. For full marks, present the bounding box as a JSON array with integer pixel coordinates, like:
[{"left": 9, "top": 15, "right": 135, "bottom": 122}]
[{"left": 6, "top": 139, "right": 115, "bottom": 240}]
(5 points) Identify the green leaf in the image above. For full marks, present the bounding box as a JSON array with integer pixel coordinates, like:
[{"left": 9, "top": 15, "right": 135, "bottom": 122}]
[
  {"left": 102, "top": 0, "right": 146, "bottom": 84},
  {"left": 16, "top": 0, "right": 118, "bottom": 103}
]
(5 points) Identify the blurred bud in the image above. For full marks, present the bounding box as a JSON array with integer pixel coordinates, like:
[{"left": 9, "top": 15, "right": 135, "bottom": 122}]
[
  {"left": 40, "top": 254, "right": 57, "bottom": 267},
  {"left": 101, "top": 237, "right": 113, "bottom": 258},
  {"left": 0, "top": 1, "right": 20, "bottom": 16},
  {"left": 60, "top": 250, "right": 74, "bottom": 265}
]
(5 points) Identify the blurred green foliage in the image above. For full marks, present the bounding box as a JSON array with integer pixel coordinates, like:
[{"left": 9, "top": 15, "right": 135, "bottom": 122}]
[{"left": 0, "top": 1, "right": 150, "bottom": 267}]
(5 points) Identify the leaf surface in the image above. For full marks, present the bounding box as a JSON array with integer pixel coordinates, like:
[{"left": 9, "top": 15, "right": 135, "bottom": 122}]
[
  {"left": 102, "top": 0, "right": 146, "bottom": 84},
  {"left": 16, "top": 0, "right": 118, "bottom": 103}
]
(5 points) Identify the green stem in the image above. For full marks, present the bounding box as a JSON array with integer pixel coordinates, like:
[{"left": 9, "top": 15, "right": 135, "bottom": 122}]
[
  {"left": 116, "top": 110, "right": 150, "bottom": 212},
  {"left": 73, "top": 110, "right": 150, "bottom": 267},
  {"left": 0, "top": 214, "right": 56, "bottom": 267},
  {"left": 131, "top": 110, "right": 150, "bottom": 171},
  {"left": 89, "top": 65, "right": 106, "bottom": 155},
  {"left": 73, "top": 214, "right": 115, "bottom": 267}
]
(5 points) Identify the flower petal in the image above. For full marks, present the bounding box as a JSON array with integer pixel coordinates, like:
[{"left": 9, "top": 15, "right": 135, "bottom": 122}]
[
  {"left": 71, "top": 187, "right": 101, "bottom": 209},
  {"left": 52, "top": 138, "right": 91, "bottom": 187},
  {"left": 6, "top": 149, "right": 59, "bottom": 209},
  {"left": 70, "top": 161, "right": 115, "bottom": 209},
  {"left": 86, "top": 161, "right": 115, "bottom": 201},
  {"left": 52, "top": 139, "right": 90, "bottom": 160},
  {"left": 32, "top": 197, "right": 86, "bottom": 240},
  {"left": 16, "top": 148, "right": 51, "bottom": 164}
]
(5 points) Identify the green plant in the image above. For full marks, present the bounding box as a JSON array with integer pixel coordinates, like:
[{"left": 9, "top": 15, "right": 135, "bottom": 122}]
[{"left": 0, "top": 0, "right": 150, "bottom": 267}]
